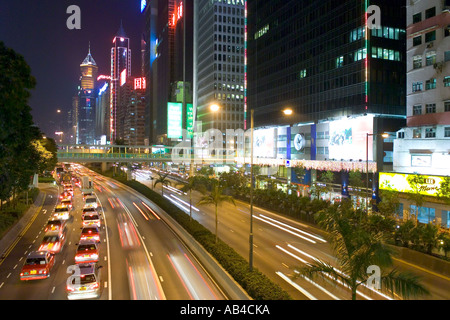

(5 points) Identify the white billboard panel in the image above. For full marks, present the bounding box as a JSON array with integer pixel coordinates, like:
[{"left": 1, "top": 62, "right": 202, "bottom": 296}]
[
  {"left": 328, "top": 116, "right": 374, "bottom": 161},
  {"left": 254, "top": 128, "right": 276, "bottom": 158}
]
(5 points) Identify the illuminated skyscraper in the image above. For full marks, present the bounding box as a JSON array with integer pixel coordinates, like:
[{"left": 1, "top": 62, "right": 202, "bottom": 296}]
[
  {"left": 80, "top": 44, "right": 98, "bottom": 90},
  {"left": 95, "top": 75, "right": 111, "bottom": 142},
  {"left": 194, "top": 0, "right": 246, "bottom": 132},
  {"left": 78, "top": 45, "right": 98, "bottom": 145},
  {"left": 110, "top": 21, "right": 132, "bottom": 143},
  {"left": 143, "top": 0, "right": 193, "bottom": 145}
]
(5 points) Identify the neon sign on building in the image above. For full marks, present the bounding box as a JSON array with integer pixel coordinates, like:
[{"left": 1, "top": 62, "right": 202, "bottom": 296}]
[
  {"left": 97, "top": 75, "right": 111, "bottom": 81},
  {"left": 120, "top": 69, "right": 127, "bottom": 86},
  {"left": 141, "top": 0, "right": 147, "bottom": 13},
  {"left": 134, "top": 77, "right": 146, "bottom": 90},
  {"left": 169, "top": 1, "right": 183, "bottom": 27}
]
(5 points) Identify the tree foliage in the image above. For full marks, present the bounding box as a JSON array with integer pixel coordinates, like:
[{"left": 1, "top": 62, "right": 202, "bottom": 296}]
[
  {"left": 0, "top": 41, "right": 45, "bottom": 204},
  {"left": 294, "top": 199, "right": 429, "bottom": 300},
  {"left": 197, "top": 179, "right": 236, "bottom": 243},
  {"left": 153, "top": 172, "right": 171, "bottom": 195}
]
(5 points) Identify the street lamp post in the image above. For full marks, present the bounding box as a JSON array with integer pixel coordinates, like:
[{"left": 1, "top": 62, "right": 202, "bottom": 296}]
[
  {"left": 365, "top": 132, "right": 389, "bottom": 213},
  {"left": 249, "top": 108, "right": 293, "bottom": 272},
  {"left": 249, "top": 109, "right": 254, "bottom": 271}
]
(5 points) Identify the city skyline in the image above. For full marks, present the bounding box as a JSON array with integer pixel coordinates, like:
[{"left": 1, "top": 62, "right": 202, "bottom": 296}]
[
  {"left": 0, "top": 1, "right": 144, "bottom": 139},
  {"left": 0, "top": 0, "right": 449, "bottom": 305}
]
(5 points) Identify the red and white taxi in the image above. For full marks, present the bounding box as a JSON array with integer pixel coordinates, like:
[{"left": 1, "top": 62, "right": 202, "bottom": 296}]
[
  {"left": 75, "top": 240, "right": 99, "bottom": 264},
  {"left": 20, "top": 251, "right": 55, "bottom": 280}
]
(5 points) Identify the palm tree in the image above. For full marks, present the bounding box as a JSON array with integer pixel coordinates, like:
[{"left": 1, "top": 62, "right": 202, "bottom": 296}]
[
  {"left": 153, "top": 172, "right": 171, "bottom": 196},
  {"left": 294, "top": 199, "right": 429, "bottom": 300},
  {"left": 177, "top": 176, "right": 206, "bottom": 221},
  {"left": 197, "top": 179, "right": 236, "bottom": 243}
]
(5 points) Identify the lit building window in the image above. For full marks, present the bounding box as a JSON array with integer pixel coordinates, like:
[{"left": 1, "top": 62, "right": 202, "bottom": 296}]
[
  {"left": 426, "top": 51, "right": 436, "bottom": 66},
  {"left": 413, "top": 128, "right": 421, "bottom": 138},
  {"left": 444, "top": 76, "right": 450, "bottom": 87},
  {"left": 413, "top": 105, "right": 422, "bottom": 115},
  {"left": 413, "top": 55, "right": 422, "bottom": 69},
  {"left": 298, "top": 69, "right": 307, "bottom": 79},
  {"left": 412, "top": 82, "right": 423, "bottom": 92},
  {"left": 425, "top": 127, "right": 436, "bottom": 138},
  {"left": 425, "top": 103, "right": 436, "bottom": 113},
  {"left": 445, "top": 127, "right": 450, "bottom": 138},
  {"left": 425, "top": 78, "right": 436, "bottom": 90},
  {"left": 336, "top": 56, "right": 344, "bottom": 68}
]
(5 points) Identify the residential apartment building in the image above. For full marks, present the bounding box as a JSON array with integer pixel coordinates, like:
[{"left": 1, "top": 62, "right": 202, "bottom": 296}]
[
  {"left": 394, "top": 0, "right": 450, "bottom": 176},
  {"left": 388, "top": 0, "right": 450, "bottom": 227}
]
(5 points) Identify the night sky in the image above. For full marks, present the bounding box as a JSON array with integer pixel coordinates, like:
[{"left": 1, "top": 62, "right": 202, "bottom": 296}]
[{"left": 0, "top": 0, "right": 144, "bottom": 139}]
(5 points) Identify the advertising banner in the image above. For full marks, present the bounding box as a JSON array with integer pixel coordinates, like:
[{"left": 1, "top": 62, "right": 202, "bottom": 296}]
[
  {"left": 328, "top": 116, "right": 373, "bottom": 161},
  {"left": 379, "top": 172, "right": 443, "bottom": 197},
  {"left": 254, "top": 128, "right": 276, "bottom": 158},
  {"left": 167, "top": 102, "right": 183, "bottom": 139}
]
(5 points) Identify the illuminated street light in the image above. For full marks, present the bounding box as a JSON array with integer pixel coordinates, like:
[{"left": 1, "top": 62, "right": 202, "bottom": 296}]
[
  {"left": 249, "top": 108, "right": 294, "bottom": 272},
  {"left": 210, "top": 103, "right": 220, "bottom": 112},
  {"left": 55, "top": 131, "right": 64, "bottom": 143}
]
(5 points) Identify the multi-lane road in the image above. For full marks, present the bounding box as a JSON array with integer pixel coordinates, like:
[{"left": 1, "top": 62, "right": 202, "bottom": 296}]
[
  {"left": 1, "top": 165, "right": 449, "bottom": 301},
  {"left": 0, "top": 167, "right": 228, "bottom": 300},
  {"left": 134, "top": 168, "right": 450, "bottom": 301}
]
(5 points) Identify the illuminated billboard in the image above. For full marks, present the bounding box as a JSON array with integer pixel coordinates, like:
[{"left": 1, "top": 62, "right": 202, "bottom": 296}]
[
  {"left": 167, "top": 102, "right": 183, "bottom": 139},
  {"left": 134, "top": 77, "right": 146, "bottom": 90},
  {"left": 169, "top": 1, "right": 183, "bottom": 27},
  {"left": 186, "top": 103, "right": 194, "bottom": 137},
  {"left": 328, "top": 116, "right": 374, "bottom": 161},
  {"left": 141, "top": 0, "right": 147, "bottom": 13},
  {"left": 254, "top": 128, "right": 276, "bottom": 158},
  {"left": 379, "top": 172, "right": 443, "bottom": 197},
  {"left": 120, "top": 69, "right": 127, "bottom": 86}
]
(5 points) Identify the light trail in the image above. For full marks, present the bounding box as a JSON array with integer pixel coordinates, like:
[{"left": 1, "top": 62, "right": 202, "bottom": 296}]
[
  {"left": 259, "top": 214, "right": 326, "bottom": 243},
  {"left": 255, "top": 215, "right": 317, "bottom": 244}
]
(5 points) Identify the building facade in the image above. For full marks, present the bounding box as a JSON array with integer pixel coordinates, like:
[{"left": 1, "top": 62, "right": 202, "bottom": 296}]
[
  {"left": 388, "top": 0, "right": 450, "bottom": 227},
  {"left": 77, "top": 46, "right": 98, "bottom": 145},
  {"left": 393, "top": 0, "right": 450, "bottom": 176},
  {"left": 143, "top": 0, "right": 193, "bottom": 145},
  {"left": 245, "top": 0, "right": 407, "bottom": 207},
  {"left": 110, "top": 22, "right": 132, "bottom": 143},
  {"left": 95, "top": 75, "right": 111, "bottom": 143},
  {"left": 194, "top": 0, "right": 246, "bottom": 133}
]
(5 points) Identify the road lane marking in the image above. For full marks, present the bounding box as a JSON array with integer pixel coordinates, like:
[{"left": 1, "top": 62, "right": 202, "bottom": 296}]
[
  {"left": 256, "top": 215, "right": 317, "bottom": 244},
  {"left": 276, "top": 271, "right": 317, "bottom": 300},
  {"left": 95, "top": 195, "right": 112, "bottom": 300}
]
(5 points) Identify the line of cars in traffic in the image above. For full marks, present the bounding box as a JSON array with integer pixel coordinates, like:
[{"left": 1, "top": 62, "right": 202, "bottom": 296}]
[
  {"left": 19, "top": 173, "right": 104, "bottom": 300},
  {"left": 19, "top": 182, "right": 73, "bottom": 281},
  {"left": 67, "top": 191, "right": 103, "bottom": 300}
]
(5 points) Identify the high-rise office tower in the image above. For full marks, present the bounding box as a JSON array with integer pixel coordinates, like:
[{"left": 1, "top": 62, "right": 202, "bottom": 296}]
[
  {"left": 246, "top": 0, "right": 407, "bottom": 203},
  {"left": 194, "top": 0, "right": 246, "bottom": 132},
  {"left": 110, "top": 21, "right": 132, "bottom": 143},
  {"left": 71, "top": 96, "right": 79, "bottom": 144},
  {"left": 142, "top": 1, "right": 157, "bottom": 144},
  {"left": 393, "top": 0, "right": 450, "bottom": 176},
  {"left": 77, "top": 45, "right": 98, "bottom": 145},
  {"left": 95, "top": 75, "right": 111, "bottom": 143},
  {"left": 122, "top": 77, "right": 147, "bottom": 145},
  {"left": 80, "top": 44, "right": 98, "bottom": 90},
  {"left": 143, "top": 0, "right": 193, "bottom": 145}
]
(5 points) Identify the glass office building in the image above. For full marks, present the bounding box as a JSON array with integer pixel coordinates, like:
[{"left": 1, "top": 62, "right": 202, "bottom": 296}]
[{"left": 247, "top": 0, "right": 406, "bottom": 127}]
